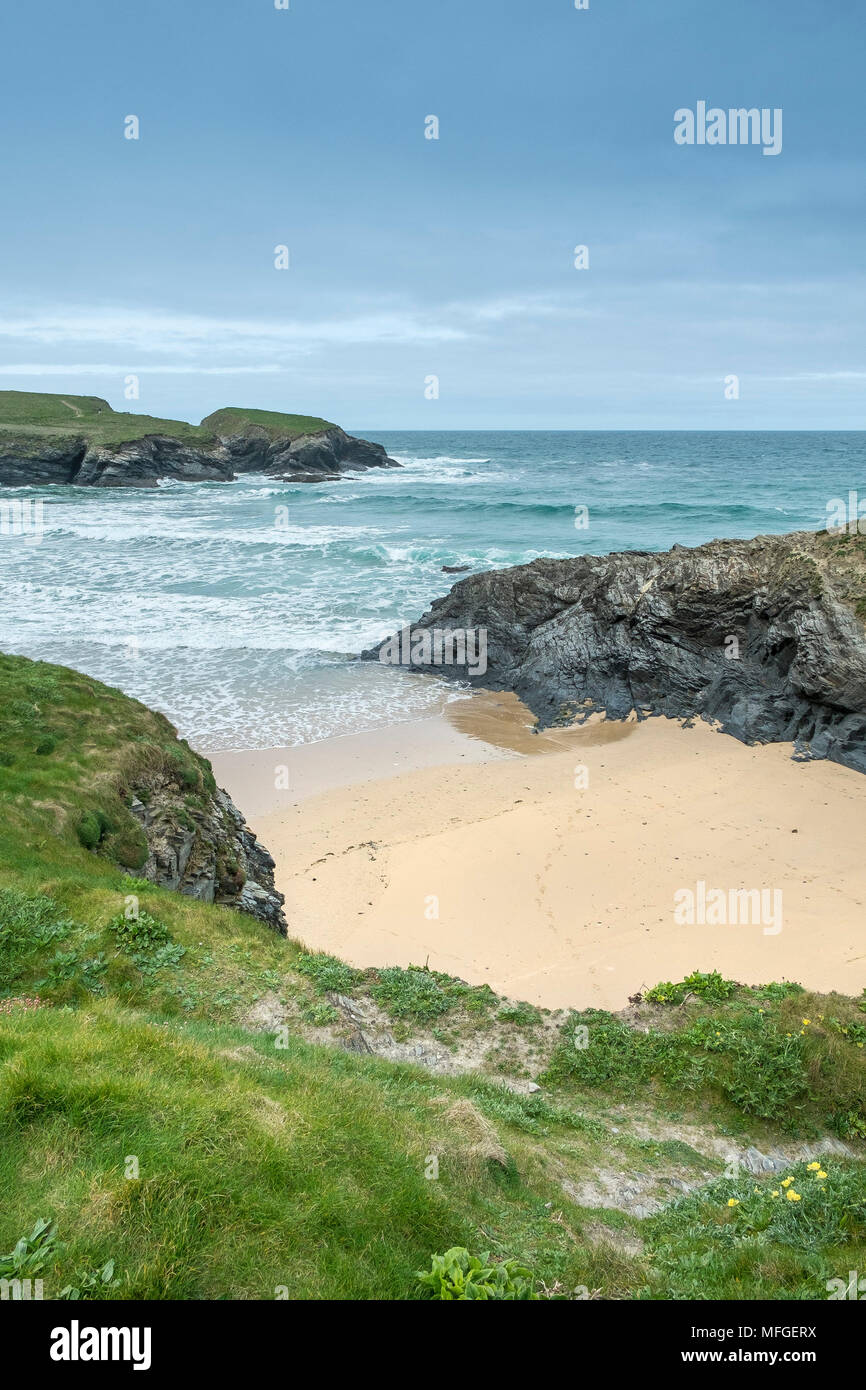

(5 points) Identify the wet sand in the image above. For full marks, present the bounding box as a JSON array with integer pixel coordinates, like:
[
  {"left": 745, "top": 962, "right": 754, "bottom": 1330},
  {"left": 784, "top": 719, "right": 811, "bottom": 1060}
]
[{"left": 210, "top": 693, "right": 866, "bottom": 1011}]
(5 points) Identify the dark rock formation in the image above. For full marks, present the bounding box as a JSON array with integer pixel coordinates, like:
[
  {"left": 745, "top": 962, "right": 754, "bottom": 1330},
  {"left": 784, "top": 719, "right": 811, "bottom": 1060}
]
[
  {"left": 0, "top": 436, "right": 88, "bottom": 486},
  {"left": 74, "top": 437, "right": 234, "bottom": 487},
  {"left": 0, "top": 421, "right": 397, "bottom": 489},
  {"left": 364, "top": 530, "right": 866, "bottom": 774},
  {"left": 210, "top": 421, "right": 398, "bottom": 482},
  {"left": 128, "top": 780, "right": 287, "bottom": 933}
]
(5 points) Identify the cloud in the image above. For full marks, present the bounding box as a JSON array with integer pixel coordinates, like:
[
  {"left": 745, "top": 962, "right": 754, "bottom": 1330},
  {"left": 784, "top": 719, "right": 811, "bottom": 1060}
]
[
  {"left": 0, "top": 294, "right": 600, "bottom": 373},
  {"left": 0, "top": 306, "right": 471, "bottom": 358}
]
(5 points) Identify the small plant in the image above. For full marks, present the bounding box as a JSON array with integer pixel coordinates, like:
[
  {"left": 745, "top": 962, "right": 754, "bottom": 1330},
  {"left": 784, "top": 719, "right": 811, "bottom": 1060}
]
[
  {"left": 123, "top": 877, "right": 152, "bottom": 893},
  {"left": 0, "top": 889, "right": 76, "bottom": 989},
  {"left": 35, "top": 949, "right": 107, "bottom": 995},
  {"left": 416, "top": 1247, "right": 539, "bottom": 1300},
  {"left": 646, "top": 970, "right": 737, "bottom": 1005},
  {"left": 371, "top": 964, "right": 496, "bottom": 1022},
  {"left": 111, "top": 909, "right": 170, "bottom": 952},
  {"left": 751, "top": 981, "right": 805, "bottom": 1002},
  {"left": 76, "top": 808, "right": 113, "bottom": 851},
  {"left": 59, "top": 1259, "right": 119, "bottom": 1300},
  {"left": 0, "top": 1218, "right": 58, "bottom": 1280},
  {"left": 109, "top": 910, "right": 185, "bottom": 973},
  {"left": 496, "top": 1000, "right": 542, "bottom": 1027},
  {"left": 301, "top": 1001, "right": 339, "bottom": 1027},
  {"left": 295, "top": 952, "right": 363, "bottom": 996},
  {"left": 834, "top": 1110, "right": 866, "bottom": 1141}
]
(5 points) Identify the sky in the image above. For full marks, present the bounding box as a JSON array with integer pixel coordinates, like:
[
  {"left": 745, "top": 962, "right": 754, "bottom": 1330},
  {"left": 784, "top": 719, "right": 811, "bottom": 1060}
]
[{"left": 0, "top": 0, "right": 863, "bottom": 430}]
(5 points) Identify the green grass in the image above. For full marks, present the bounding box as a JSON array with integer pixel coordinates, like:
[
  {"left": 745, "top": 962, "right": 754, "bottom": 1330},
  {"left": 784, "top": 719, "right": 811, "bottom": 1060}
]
[
  {"left": 0, "top": 391, "right": 334, "bottom": 453},
  {"left": 0, "top": 1006, "right": 629, "bottom": 1300},
  {"left": 542, "top": 979, "right": 866, "bottom": 1140},
  {"left": 200, "top": 406, "right": 336, "bottom": 440},
  {"left": 641, "top": 1160, "right": 866, "bottom": 1300},
  {"left": 0, "top": 651, "right": 864, "bottom": 1300},
  {"left": 370, "top": 964, "right": 498, "bottom": 1021}
]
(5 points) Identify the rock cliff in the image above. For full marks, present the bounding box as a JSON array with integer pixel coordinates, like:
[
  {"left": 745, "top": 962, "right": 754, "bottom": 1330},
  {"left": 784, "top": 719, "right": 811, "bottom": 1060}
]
[
  {"left": 365, "top": 529, "right": 866, "bottom": 774},
  {"left": 127, "top": 779, "right": 287, "bottom": 933},
  {"left": 0, "top": 392, "right": 398, "bottom": 487}
]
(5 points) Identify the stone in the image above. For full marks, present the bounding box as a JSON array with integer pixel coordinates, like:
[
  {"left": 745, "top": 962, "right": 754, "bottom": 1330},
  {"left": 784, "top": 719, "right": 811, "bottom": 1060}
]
[
  {"left": 365, "top": 530, "right": 866, "bottom": 775},
  {"left": 127, "top": 782, "right": 286, "bottom": 933}
]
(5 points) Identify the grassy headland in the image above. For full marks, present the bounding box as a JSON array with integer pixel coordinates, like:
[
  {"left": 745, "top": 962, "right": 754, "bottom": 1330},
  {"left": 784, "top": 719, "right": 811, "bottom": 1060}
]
[{"left": 0, "top": 391, "right": 335, "bottom": 451}]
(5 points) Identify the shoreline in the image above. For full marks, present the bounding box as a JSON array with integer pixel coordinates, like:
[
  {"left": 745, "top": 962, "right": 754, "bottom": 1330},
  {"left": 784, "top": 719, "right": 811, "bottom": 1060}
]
[{"left": 209, "top": 694, "right": 866, "bottom": 1012}]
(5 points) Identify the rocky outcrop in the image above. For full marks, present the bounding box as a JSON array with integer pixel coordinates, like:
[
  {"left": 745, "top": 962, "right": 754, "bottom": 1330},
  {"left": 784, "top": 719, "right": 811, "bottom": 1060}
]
[
  {"left": 0, "top": 400, "right": 398, "bottom": 488},
  {"left": 210, "top": 422, "right": 398, "bottom": 482},
  {"left": 0, "top": 428, "right": 397, "bottom": 489},
  {"left": 0, "top": 435, "right": 89, "bottom": 486},
  {"left": 74, "top": 436, "right": 234, "bottom": 487},
  {"left": 128, "top": 780, "right": 286, "bottom": 933},
  {"left": 365, "top": 529, "right": 866, "bottom": 774}
]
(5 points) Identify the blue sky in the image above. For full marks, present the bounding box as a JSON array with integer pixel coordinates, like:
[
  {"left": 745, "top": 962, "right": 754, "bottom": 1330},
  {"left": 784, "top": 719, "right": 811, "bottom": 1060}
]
[{"left": 0, "top": 0, "right": 863, "bottom": 429}]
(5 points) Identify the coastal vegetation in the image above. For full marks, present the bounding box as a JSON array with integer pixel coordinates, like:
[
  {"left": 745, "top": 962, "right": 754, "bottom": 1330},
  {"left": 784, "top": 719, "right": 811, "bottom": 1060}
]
[
  {"left": 0, "top": 391, "right": 335, "bottom": 451},
  {"left": 0, "top": 652, "right": 864, "bottom": 1300}
]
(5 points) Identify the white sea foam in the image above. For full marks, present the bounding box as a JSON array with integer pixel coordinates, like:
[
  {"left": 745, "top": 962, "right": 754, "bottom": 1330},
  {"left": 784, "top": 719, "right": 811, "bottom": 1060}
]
[{"left": 0, "top": 431, "right": 837, "bottom": 747}]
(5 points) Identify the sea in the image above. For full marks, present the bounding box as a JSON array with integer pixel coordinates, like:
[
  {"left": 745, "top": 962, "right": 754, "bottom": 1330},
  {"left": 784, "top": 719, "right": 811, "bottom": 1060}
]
[{"left": 0, "top": 430, "right": 863, "bottom": 751}]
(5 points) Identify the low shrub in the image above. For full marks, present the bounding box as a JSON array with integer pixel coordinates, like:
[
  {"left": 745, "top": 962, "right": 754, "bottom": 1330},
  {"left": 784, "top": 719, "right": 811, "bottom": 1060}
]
[
  {"left": 416, "top": 1247, "right": 539, "bottom": 1300},
  {"left": 295, "top": 952, "right": 363, "bottom": 996}
]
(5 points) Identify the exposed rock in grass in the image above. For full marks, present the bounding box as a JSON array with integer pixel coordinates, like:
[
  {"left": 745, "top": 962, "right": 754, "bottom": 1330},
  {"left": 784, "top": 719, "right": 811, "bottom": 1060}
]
[{"left": 128, "top": 784, "right": 286, "bottom": 933}]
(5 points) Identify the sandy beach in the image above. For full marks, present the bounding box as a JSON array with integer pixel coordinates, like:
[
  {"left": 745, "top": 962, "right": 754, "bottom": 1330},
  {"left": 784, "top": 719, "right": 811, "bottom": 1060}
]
[{"left": 209, "top": 693, "right": 866, "bottom": 1012}]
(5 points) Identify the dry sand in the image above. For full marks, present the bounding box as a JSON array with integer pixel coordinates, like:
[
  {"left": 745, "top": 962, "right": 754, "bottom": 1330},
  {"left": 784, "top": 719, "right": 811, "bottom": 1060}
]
[{"left": 210, "top": 693, "right": 866, "bottom": 1011}]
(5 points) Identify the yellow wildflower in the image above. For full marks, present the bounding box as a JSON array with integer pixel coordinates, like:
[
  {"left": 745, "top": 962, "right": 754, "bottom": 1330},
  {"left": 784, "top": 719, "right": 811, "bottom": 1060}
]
[
  {"left": 816, "top": 1170, "right": 827, "bottom": 1180},
  {"left": 781, "top": 1177, "right": 794, "bottom": 1187},
  {"left": 786, "top": 1190, "right": 801, "bottom": 1202},
  {"left": 727, "top": 1198, "right": 739, "bottom": 1207},
  {"left": 807, "top": 1162, "right": 820, "bottom": 1170},
  {"left": 771, "top": 1190, "right": 779, "bottom": 1198}
]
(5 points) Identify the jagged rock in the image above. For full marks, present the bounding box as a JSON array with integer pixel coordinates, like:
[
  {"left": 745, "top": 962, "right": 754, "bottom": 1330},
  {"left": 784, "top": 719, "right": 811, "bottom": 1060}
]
[
  {"left": 73, "top": 436, "right": 233, "bottom": 487},
  {"left": 128, "top": 782, "right": 286, "bottom": 933},
  {"left": 210, "top": 421, "right": 399, "bottom": 481},
  {"left": 365, "top": 529, "right": 866, "bottom": 774},
  {"left": 3, "top": 426, "right": 399, "bottom": 489}
]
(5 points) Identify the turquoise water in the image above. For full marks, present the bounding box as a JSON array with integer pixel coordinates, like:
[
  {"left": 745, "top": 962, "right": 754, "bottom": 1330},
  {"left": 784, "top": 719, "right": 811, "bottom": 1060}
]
[{"left": 0, "top": 430, "right": 863, "bottom": 749}]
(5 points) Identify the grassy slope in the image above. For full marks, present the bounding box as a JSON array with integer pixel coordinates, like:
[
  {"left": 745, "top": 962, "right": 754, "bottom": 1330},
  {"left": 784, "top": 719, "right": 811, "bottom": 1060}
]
[
  {"left": 0, "top": 391, "right": 333, "bottom": 452},
  {"left": 200, "top": 406, "right": 337, "bottom": 440},
  {"left": 1, "top": 652, "right": 864, "bottom": 1301}
]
